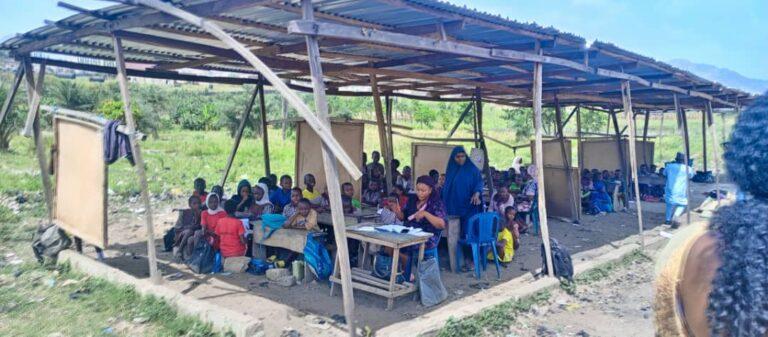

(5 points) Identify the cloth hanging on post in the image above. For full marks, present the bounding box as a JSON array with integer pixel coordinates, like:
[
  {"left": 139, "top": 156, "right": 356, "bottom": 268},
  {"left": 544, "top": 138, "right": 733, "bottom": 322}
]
[{"left": 103, "top": 120, "right": 134, "bottom": 165}]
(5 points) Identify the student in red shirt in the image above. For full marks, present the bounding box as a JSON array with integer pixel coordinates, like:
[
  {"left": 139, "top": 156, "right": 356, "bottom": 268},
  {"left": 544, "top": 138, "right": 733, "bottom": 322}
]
[
  {"left": 215, "top": 199, "right": 247, "bottom": 258},
  {"left": 198, "top": 193, "right": 226, "bottom": 249}
]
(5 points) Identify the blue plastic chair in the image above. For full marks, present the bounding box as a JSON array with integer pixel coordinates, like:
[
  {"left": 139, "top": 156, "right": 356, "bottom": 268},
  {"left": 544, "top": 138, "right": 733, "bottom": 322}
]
[{"left": 456, "top": 212, "right": 502, "bottom": 279}]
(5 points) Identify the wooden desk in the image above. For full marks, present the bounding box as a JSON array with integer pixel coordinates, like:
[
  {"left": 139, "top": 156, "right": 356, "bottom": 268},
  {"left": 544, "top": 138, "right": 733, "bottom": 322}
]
[
  {"left": 251, "top": 221, "right": 316, "bottom": 283},
  {"left": 316, "top": 206, "right": 380, "bottom": 227},
  {"left": 330, "top": 224, "right": 431, "bottom": 310}
]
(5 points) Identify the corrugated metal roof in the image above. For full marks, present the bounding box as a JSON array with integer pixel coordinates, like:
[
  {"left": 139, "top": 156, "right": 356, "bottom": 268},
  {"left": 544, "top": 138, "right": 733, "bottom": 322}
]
[{"left": 0, "top": 0, "right": 752, "bottom": 109}]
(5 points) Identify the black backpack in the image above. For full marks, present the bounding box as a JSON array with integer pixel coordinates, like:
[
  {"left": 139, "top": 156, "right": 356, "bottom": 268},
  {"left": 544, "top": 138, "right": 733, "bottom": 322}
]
[
  {"left": 32, "top": 223, "right": 72, "bottom": 263},
  {"left": 186, "top": 240, "right": 215, "bottom": 274},
  {"left": 540, "top": 238, "right": 574, "bottom": 282}
]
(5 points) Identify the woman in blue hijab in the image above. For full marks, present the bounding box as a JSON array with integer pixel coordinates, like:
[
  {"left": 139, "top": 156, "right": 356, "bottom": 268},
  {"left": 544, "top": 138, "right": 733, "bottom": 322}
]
[{"left": 442, "top": 146, "right": 484, "bottom": 231}]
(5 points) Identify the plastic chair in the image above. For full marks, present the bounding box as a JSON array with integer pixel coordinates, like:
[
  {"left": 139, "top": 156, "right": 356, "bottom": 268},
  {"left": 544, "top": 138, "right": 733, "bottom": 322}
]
[{"left": 456, "top": 212, "right": 502, "bottom": 279}]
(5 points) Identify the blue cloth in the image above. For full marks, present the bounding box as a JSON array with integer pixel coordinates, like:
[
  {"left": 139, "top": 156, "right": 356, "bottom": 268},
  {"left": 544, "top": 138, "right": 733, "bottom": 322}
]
[
  {"left": 590, "top": 180, "right": 613, "bottom": 213},
  {"left": 269, "top": 188, "right": 292, "bottom": 208},
  {"left": 665, "top": 163, "right": 694, "bottom": 205},
  {"left": 665, "top": 202, "right": 686, "bottom": 222},
  {"left": 442, "top": 146, "right": 483, "bottom": 219}
]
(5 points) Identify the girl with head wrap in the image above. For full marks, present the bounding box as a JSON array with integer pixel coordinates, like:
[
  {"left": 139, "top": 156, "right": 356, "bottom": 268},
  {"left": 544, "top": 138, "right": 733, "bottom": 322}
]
[
  {"left": 230, "top": 179, "right": 254, "bottom": 218},
  {"left": 248, "top": 182, "right": 274, "bottom": 219},
  {"left": 654, "top": 94, "right": 768, "bottom": 337},
  {"left": 194, "top": 193, "right": 225, "bottom": 249}
]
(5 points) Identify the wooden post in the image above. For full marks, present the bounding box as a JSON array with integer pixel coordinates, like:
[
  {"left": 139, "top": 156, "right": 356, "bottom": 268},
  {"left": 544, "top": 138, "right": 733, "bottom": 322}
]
[
  {"left": 132, "top": 0, "right": 361, "bottom": 180},
  {"left": 385, "top": 94, "right": 395, "bottom": 169},
  {"left": 658, "top": 110, "right": 665, "bottom": 140},
  {"left": 112, "top": 36, "right": 161, "bottom": 284},
  {"left": 701, "top": 109, "right": 708, "bottom": 172},
  {"left": 532, "top": 56, "right": 555, "bottom": 277},
  {"left": 371, "top": 71, "right": 392, "bottom": 190},
  {"left": 22, "top": 59, "right": 54, "bottom": 222},
  {"left": 673, "top": 94, "right": 692, "bottom": 225},
  {"left": 642, "top": 110, "right": 650, "bottom": 167},
  {"left": 576, "top": 105, "right": 583, "bottom": 170},
  {"left": 705, "top": 101, "right": 722, "bottom": 206},
  {"left": 475, "top": 88, "right": 494, "bottom": 193},
  {"left": 553, "top": 96, "right": 580, "bottom": 223},
  {"left": 0, "top": 64, "right": 24, "bottom": 128},
  {"left": 472, "top": 100, "right": 479, "bottom": 149},
  {"left": 258, "top": 77, "right": 271, "bottom": 177},
  {"left": 220, "top": 86, "right": 259, "bottom": 188},
  {"left": 281, "top": 97, "right": 288, "bottom": 140},
  {"left": 302, "top": 1, "right": 355, "bottom": 335},
  {"left": 620, "top": 81, "right": 645, "bottom": 249},
  {"left": 611, "top": 109, "right": 629, "bottom": 208},
  {"left": 444, "top": 99, "right": 474, "bottom": 143}
]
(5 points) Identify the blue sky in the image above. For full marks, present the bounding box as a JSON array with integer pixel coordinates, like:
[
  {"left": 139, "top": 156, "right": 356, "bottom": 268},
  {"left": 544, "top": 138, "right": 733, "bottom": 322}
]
[{"left": 2, "top": 0, "right": 767, "bottom": 79}]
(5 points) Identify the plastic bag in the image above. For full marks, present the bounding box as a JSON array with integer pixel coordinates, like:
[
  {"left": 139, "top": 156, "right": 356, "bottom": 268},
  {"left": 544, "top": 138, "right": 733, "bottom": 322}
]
[
  {"left": 418, "top": 257, "right": 447, "bottom": 307},
  {"left": 186, "top": 240, "right": 215, "bottom": 274},
  {"left": 32, "top": 223, "right": 72, "bottom": 263}
]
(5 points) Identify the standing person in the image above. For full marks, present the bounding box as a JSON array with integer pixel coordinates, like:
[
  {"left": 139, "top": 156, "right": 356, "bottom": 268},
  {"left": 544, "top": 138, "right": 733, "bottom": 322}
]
[
  {"left": 664, "top": 152, "right": 694, "bottom": 228},
  {"left": 654, "top": 94, "right": 768, "bottom": 337},
  {"left": 442, "top": 146, "right": 483, "bottom": 270},
  {"left": 390, "top": 159, "right": 402, "bottom": 185},
  {"left": 215, "top": 200, "right": 247, "bottom": 258},
  {"left": 366, "top": 151, "right": 385, "bottom": 181},
  {"left": 269, "top": 175, "right": 293, "bottom": 211}
]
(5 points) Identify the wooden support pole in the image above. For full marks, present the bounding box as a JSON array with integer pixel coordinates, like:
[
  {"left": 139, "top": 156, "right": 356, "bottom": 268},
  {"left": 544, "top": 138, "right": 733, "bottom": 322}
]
[
  {"left": 658, "top": 110, "right": 665, "bottom": 139},
  {"left": 705, "top": 101, "right": 722, "bottom": 206},
  {"left": 554, "top": 96, "right": 580, "bottom": 223},
  {"left": 701, "top": 108, "right": 708, "bottom": 172},
  {"left": 385, "top": 94, "right": 395, "bottom": 170},
  {"left": 21, "top": 58, "right": 47, "bottom": 138},
  {"left": 281, "top": 97, "right": 288, "bottom": 140},
  {"left": 444, "top": 99, "right": 474, "bottom": 143},
  {"left": 532, "top": 58, "right": 555, "bottom": 277},
  {"left": 258, "top": 77, "right": 271, "bottom": 177},
  {"left": 472, "top": 100, "right": 480, "bottom": 149},
  {"left": 577, "top": 105, "right": 583, "bottom": 170},
  {"left": 302, "top": 1, "right": 355, "bottom": 335},
  {"left": 620, "top": 81, "right": 645, "bottom": 249},
  {"left": 673, "top": 94, "right": 692, "bottom": 225},
  {"left": 371, "top": 71, "right": 392, "bottom": 190},
  {"left": 642, "top": 110, "right": 650, "bottom": 167},
  {"left": 132, "top": 0, "right": 361, "bottom": 180},
  {"left": 22, "top": 59, "right": 54, "bottom": 222},
  {"left": 220, "top": 86, "right": 259, "bottom": 188},
  {"left": 475, "top": 88, "right": 494, "bottom": 193},
  {"left": 611, "top": 109, "right": 629, "bottom": 208},
  {"left": 112, "top": 36, "right": 160, "bottom": 284},
  {"left": 0, "top": 64, "right": 24, "bottom": 128}
]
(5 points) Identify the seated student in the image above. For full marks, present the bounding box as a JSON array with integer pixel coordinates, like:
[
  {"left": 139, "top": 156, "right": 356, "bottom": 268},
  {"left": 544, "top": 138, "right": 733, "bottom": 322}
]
[
  {"left": 391, "top": 159, "right": 402, "bottom": 183},
  {"left": 489, "top": 206, "right": 520, "bottom": 264},
  {"left": 197, "top": 193, "right": 226, "bottom": 249},
  {"left": 193, "top": 178, "right": 208, "bottom": 204},
  {"left": 380, "top": 193, "right": 403, "bottom": 225},
  {"left": 283, "top": 198, "right": 320, "bottom": 232},
  {"left": 396, "top": 166, "right": 414, "bottom": 192},
  {"left": 590, "top": 172, "right": 613, "bottom": 214},
  {"left": 215, "top": 200, "right": 247, "bottom": 258},
  {"left": 342, "top": 182, "right": 362, "bottom": 211},
  {"left": 211, "top": 185, "right": 226, "bottom": 203},
  {"left": 282, "top": 187, "right": 303, "bottom": 218},
  {"left": 392, "top": 184, "right": 410, "bottom": 209},
  {"left": 230, "top": 179, "right": 254, "bottom": 218},
  {"left": 301, "top": 173, "right": 323, "bottom": 204},
  {"left": 491, "top": 185, "right": 515, "bottom": 219},
  {"left": 249, "top": 182, "right": 274, "bottom": 219},
  {"left": 269, "top": 175, "right": 293, "bottom": 211},
  {"left": 268, "top": 174, "right": 279, "bottom": 193},
  {"left": 173, "top": 196, "right": 202, "bottom": 260},
  {"left": 362, "top": 180, "right": 382, "bottom": 207},
  {"left": 509, "top": 174, "right": 523, "bottom": 194},
  {"left": 428, "top": 169, "right": 440, "bottom": 183}
]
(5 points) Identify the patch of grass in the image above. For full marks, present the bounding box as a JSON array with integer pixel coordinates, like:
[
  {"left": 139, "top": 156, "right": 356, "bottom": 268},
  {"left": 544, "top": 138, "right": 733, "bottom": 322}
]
[
  {"left": 560, "top": 249, "right": 652, "bottom": 295},
  {"left": 0, "top": 261, "right": 229, "bottom": 337},
  {"left": 437, "top": 290, "right": 551, "bottom": 337}
]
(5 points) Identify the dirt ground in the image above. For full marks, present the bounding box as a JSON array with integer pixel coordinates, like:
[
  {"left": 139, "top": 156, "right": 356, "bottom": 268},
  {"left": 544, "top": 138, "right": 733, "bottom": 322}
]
[{"left": 77, "top": 181, "right": 724, "bottom": 336}]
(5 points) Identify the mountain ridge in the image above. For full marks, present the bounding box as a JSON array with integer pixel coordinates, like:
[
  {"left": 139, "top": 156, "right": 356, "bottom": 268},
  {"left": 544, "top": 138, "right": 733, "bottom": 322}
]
[{"left": 668, "top": 59, "right": 768, "bottom": 95}]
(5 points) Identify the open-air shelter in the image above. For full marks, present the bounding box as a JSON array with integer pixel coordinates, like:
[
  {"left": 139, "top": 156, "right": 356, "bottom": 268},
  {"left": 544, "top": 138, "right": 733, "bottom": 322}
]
[{"left": 0, "top": 0, "right": 753, "bottom": 335}]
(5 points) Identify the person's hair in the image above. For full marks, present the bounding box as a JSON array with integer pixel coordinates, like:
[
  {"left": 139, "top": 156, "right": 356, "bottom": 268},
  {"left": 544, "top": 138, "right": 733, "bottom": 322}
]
[
  {"left": 342, "top": 182, "right": 353, "bottom": 189},
  {"left": 388, "top": 192, "right": 399, "bottom": 198},
  {"left": 211, "top": 185, "right": 224, "bottom": 197},
  {"left": 391, "top": 159, "right": 400, "bottom": 168},
  {"left": 392, "top": 184, "right": 404, "bottom": 193},
  {"left": 291, "top": 187, "right": 302, "bottom": 194},
  {"left": 223, "top": 199, "right": 238, "bottom": 216},
  {"left": 428, "top": 169, "right": 439, "bottom": 178},
  {"left": 280, "top": 174, "right": 292, "bottom": 183},
  {"left": 304, "top": 173, "right": 315, "bottom": 180},
  {"left": 194, "top": 177, "right": 206, "bottom": 190},
  {"left": 707, "top": 94, "right": 768, "bottom": 336},
  {"left": 297, "top": 198, "right": 311, "bottom": 207},
  {"left": 258, "top": 177, "right": 271, "bottom": 185},
  {"left": 504, "top": 205, "right": 516, "bottom": 217},
  {"left": 188, "top": 195, "right": 199, "bottom": 206}
]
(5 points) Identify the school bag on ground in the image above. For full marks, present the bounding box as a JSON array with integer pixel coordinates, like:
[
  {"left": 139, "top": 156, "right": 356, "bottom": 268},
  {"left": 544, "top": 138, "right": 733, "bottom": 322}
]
[
  {"left": 303, "top": 233, "right": 332, "bottom": 281},
  {"left": 186, "top": 240, "right": 216, "bottom": 274},
  {"left": 32, "top": 223, "right": 72, "bottom": 263},
  {"left": 540, "top": 238, "right": 574, "bottom": 282},
  {"left": 162, "top": 227, "right": 175, "bottom": 252}
]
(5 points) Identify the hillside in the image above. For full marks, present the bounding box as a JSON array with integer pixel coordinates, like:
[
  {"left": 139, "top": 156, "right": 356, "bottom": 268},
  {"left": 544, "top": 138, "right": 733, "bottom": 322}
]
[{"left": 669, "top": 58, "right": 768, "bottom": 95}]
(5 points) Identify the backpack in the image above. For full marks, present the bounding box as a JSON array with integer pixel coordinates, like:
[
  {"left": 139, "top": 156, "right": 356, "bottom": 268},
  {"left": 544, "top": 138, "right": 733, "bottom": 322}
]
[
  {"left": 540, "top": 238, "right": 574, "bottom": 282},
  {"left": 186, "top": 240, "right": 216, "bottom": 274},
  {"left": 162, "top": 227, "right": 175, "bottom": 252},
  {"left": 32, "top": 223, "right": 72, "bottom": 263},
  {"left": 303, "top": 233, "right": 332, "bottom": 281},
  {"left": 260, "top": 214, "right": 286, "bottom": 242}
]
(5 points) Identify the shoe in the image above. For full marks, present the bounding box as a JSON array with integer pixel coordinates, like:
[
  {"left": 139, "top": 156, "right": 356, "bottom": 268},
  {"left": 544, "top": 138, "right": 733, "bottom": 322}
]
[{"left": 670, "top": 221, "right": 680, "bottom": 229}]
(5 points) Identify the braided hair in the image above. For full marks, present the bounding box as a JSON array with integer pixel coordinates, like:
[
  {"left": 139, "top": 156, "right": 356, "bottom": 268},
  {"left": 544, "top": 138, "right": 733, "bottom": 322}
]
[{"left": 708, "top": 93, "right": 768, "bottom": 336}]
